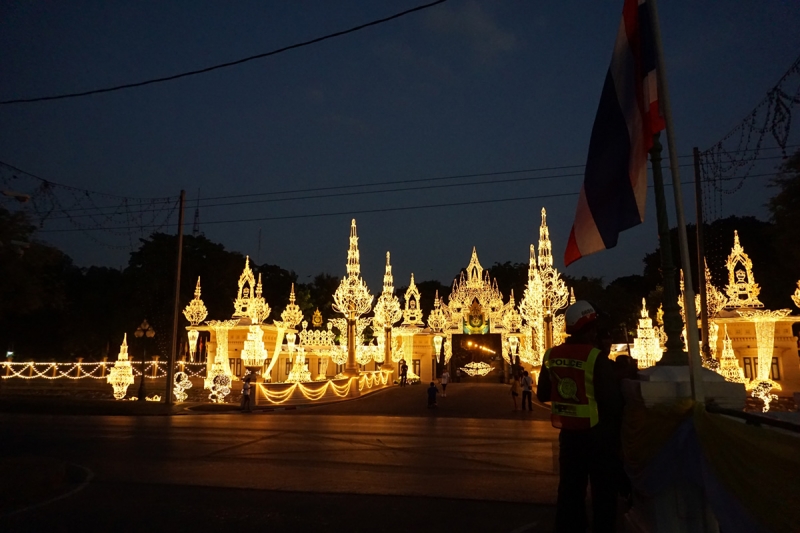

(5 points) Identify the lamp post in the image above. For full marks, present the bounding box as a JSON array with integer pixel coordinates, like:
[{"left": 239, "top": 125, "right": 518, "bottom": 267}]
[{"left": 135, "top": 320, "right": 155, "bottom": 401}]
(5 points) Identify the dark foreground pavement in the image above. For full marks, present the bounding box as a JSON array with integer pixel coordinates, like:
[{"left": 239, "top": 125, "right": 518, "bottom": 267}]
[{"left": 0, "top": 383, "right": 561, "bottom": 531}]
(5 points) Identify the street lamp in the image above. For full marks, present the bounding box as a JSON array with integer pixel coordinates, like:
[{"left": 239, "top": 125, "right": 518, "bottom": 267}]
[{"left": 134, "top": 320, "right": 155, "bottom": 401}]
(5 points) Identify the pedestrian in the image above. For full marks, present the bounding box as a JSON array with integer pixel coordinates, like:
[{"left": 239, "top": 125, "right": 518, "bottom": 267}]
[
  {"left": 536, "top": 300, "right": 621, "bottom": 533},
  {"left": 510, "top": 375, "right": 520, "bottom": 411},
  {"left": 456, "top": 368, "right": 461, "bottom": 383},
  {"left": 427, "top": 381, "right": 439, "bottom": 408},
  {"left": 241, "top": 374, "right": 252, "bottom": 413},
  {"left": 400, "top": 361, "right": 409, "bottom": 387},
  {"left": 440, "top": 368, "right": 450, "bottom": 397},
  {"left": 521, "top": 370, "right": 533, "bottom": 411}
]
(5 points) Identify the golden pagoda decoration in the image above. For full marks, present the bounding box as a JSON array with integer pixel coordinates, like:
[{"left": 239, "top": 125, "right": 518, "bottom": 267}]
[
  {"left": 285, "top": 334, "right": 312, "bottom": 383},
  {"left": 717, "top": 325, "right": 745, "bottom": 384},
  {"left": 448, "top": 248, "right": 504, "bottom": 333},
  {"left": 724, "top": 231, "right": 763, "bottom": 308},
  {"left": 107, "top": 334, "right": 135, "bottom": 400},
  {"left": 183, "top": 277, "right": 208, "bottom": 363},
  {"left": 312, "top": 308, "right": 324, "bottom": 328},
  {"left": 427, "top": 290, "right": 448, "bottom": 333},
  {"left": 240, "top": 273, "right": 271, "bottom": 370},
  {"left": 373, "top": 252, "right": 403, "bottom": 364},
  {"left": 233, "top": 256, "right": 258, "bottom": 318},
  {"left": 183, "top": 277, "right": 209, "bottom": 326},
  {"left": 402, "top": 273, "right": 424, "bottom": 326},
  {"left": 519, "top": 209, "right": 569, "bottom": 362},
  {"left": 737, "top": 308, "right": 790, "bottom": 412},
  {"left": 630, "top": 299, "right": 664, "bottom": 369},
  {"left": 332, "top": 219, "right": 373, "bottom": 375},
  {"left": 791, "top": 281, "right": 800, "bottom": 309}
]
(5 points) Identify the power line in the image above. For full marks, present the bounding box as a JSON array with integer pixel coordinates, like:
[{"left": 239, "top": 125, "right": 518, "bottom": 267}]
[
  {"left": 37, "top": 172, "right": 776, "bottom": 234},
  {"left": 0, "top": 0, "right": 448, "bottom": 106},
  {"left": 7, "top": 145, "right": 800, "bottom": 220}
]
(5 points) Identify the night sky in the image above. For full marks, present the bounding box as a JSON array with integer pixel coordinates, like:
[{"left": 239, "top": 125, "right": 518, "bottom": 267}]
[{"left": 1, "top": 1, "right": 798, "bottom": 292}]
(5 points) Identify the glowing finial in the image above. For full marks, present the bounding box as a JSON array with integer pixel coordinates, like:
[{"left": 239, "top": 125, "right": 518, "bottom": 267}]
[
  {"left": 383, "top": 252, "right": 394, "bottom": 294},
  {"left": 569, "top": 287, "right": 576, "bottom": 305},
  {"left": 346, "top": 219, "right": 361, "bottom": 277},
  {"left": 183, "top": 276, "right": 209, "bottom": 326},
  {"left": 538, "top": 208, "right": 553, "bottom": 270}
]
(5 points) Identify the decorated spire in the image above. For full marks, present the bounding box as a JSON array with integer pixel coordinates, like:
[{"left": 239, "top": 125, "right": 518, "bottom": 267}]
[
  {"left": 569, "top": 287, "right": 576, "bottom": 305},
  {"left": 280, "top": 283, "right": 303, "bottom": 328},
  {"left": 383, "top": 252, "right": 394, "bottom": 294},
  {"left": 255, "top": 273, "right": 263, "bottom": 298},
  {"left": 346, "top": 219, "right": 361, "bottom": 277},
  {"left": 538, "top": 208, "right": 553, "bottom": 270},
  {"left": 724, "top": 230, "right": 763, "bottom": 308},
  {"left": 118, "top": 333, "right": 129, "bottom": 361},
  {"left": 402, "top": 273, "right": 424, "bottom": 326},
  {"left": 183, "top": 276, "right": 209, "bottom": 326},
  {"left": 427, "top": 289, "right": 448, "bottom": 332},
  {"left": 630, "top": 299, "right": 664, "bottom": 369}
]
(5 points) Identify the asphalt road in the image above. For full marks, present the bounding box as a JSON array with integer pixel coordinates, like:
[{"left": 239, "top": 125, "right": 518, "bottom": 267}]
[{"left": 0, "top": 384, "right": 560, "bottom": 532}]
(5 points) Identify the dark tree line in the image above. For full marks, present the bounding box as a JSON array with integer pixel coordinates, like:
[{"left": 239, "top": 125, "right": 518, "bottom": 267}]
[{"left": 2, "top": 150, "right": 798, "bottom": 361}]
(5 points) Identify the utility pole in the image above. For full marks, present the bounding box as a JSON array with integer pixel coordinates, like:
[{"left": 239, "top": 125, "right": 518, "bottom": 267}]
[
  {"left": 166, "top": 190, "right": 186, "bottom": 406},
  {"left": 694, "top": 147, "right": 710, "bottom": 360}
]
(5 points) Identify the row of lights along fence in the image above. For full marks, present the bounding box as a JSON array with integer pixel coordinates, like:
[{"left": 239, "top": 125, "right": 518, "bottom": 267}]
[{"left": 4, "top": 212, "right": 798, "bottom": 412}]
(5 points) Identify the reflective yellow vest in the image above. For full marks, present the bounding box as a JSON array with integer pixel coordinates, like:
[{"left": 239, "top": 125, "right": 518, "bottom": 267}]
[{"left": 542, "top": 344, "right": 600, "bottom": 430}]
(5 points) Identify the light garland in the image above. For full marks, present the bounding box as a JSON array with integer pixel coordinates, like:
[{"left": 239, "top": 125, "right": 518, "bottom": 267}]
[
  {"left": 630, "top": 299, "right": 664, "bottom": 369},
  {"left": 107, "top": 334, "right": 135, "bottom": 400},
  {"left": 257, "top": 377, "right": 361, "bottom": 404},
  {"left": 2, "top": 361, "right": 208, "bottom": 381},
  {"left": 460, "top": 361, "right": 493, "bottom": 377}
]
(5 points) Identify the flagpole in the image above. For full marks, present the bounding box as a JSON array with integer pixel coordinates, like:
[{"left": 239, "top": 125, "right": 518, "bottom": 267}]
[{"left": 646, "top": 0, "right": 705, "bottom": 402}]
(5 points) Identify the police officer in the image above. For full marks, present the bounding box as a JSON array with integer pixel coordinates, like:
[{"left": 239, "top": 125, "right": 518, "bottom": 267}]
[{"left": 536, "top": 300, "right": 619, "bottom": 533}]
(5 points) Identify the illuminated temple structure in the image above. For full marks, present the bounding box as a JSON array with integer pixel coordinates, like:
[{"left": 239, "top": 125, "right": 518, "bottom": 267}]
[
  {"left": 182, "top": 211, "right": 572, "bottom": 402},
  {"left": 181, "top": 217, "right": 800, "bottom": 409}
]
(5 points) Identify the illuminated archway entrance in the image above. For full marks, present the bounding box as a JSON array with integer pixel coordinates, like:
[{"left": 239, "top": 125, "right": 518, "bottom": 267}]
[{"left": 451, "top": 333, "right": 504, "bottom": 383}]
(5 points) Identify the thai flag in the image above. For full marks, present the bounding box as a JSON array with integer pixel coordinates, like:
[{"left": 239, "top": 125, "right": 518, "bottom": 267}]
[{"left": 564, "top": 0, "right": 665, "bottom": 266}]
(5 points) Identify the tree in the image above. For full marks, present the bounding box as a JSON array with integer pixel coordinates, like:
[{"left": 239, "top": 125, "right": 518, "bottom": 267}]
[{"left": 768, "top": 149, "right": 800, "bottom": 271}]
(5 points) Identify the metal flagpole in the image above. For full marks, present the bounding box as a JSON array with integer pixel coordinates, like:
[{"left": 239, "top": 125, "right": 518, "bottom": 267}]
[
  {"left": 166, "top": 190, "right": 186, "bottom": 406},
  {"left": 694, "top": 147, "right": 711, "bottom": 361},
  {"left": 647, "top": 0, "right": 705, "bottom": 402}
]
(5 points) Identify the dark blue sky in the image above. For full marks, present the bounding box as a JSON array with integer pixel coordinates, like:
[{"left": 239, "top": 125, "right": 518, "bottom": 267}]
[{"left": 1, "top": 1, "right": 798, "bottom": 292}]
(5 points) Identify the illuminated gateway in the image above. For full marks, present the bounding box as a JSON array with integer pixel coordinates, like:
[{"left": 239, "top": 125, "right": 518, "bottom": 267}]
[
  {"left": 182, "top": 218, "right": 800, "bottom": 410},
  {"left": 184, "top": 209, "right": 570, "bottom": 398}
]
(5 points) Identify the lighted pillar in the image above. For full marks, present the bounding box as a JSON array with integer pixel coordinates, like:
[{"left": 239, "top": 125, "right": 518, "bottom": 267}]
[{"left": 333, "top": 220, "right": 373, "bottom": 378}]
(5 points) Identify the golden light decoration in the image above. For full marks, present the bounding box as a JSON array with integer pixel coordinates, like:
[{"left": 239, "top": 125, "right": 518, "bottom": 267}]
[
  {"left": 717, "top": 325, "right": 746, "bottom": 384},
  {"left": 107, "top": 334, "right": 135, "bottom": 400},
  {"left": 332, "top": 220, "right": 374, "bottom": 321},
  {"left": 433, "top": 334, "right": 443, "bottom": 363},
  {"left": 280, "top": 283, "right": 304, "bottom": 328},
  {"left": 172, "top": 371, "right": 192, "bottom": 402},
  {"left": 749, "top": 380, "right": 781, "bottom": 413},
  {"left": 724, "top": 231, "right": 763, "bottom": 308},
  {"left": 792, "top": 281, "right": 800, "bottom": 309},
  {"left": 501, "top": 290, "right": 523, "bottom": 333},
  {"left": 518, "top": 209, "right": 570, "bottom": 359},
  {"left": 312, "top": 308, "right": 324, "bottom": 328},
  {"left": 240, "top": 324, "right": 269, "bottom": 368},
  {"left": 286, "top": 346, "right": 312, "bottom": 383},
  {"left": 737, "top": 308, "right": 790, "bottom": 411},
  {"left": 402, "top": 273, "right": 425, "bottom": 326},
  {"left": 373, "top": 252, "right": 403, "bottom": 329},
  {"left": 183, "top": 277, "right": 208, "bottom": 326},
  {"left": 187, "top": 329, "right": 199, "bottom": 362},
  {"left": 447, "top": 248, "right": 504, "bottom": 330},
  {"left": 460, "top": 361, "right": 493, "bottom": 377},
  {"left": 426, "top": 290, "right": 448, "bottom": 332},
  {"left": 233, "top": 256, "right": 258, "bottom": 318},
  {"left": 630, "top": 299, "right": 664, "bottom": 369},
  {"left": 204, "top": 319, "right": 238, "bottom": 400},
  {"left": 299, "top": 320, "right": 336, "bottom": 348}
]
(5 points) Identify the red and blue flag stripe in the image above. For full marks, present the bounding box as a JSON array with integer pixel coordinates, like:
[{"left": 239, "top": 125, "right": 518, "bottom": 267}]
[{"left": 564, "top": 0, "right": 665, "bottom": 266}]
